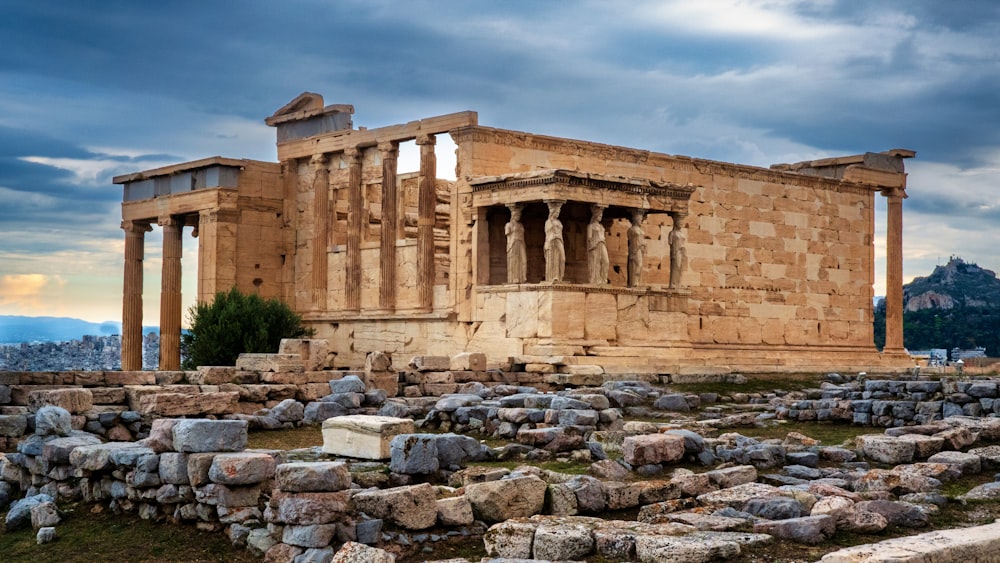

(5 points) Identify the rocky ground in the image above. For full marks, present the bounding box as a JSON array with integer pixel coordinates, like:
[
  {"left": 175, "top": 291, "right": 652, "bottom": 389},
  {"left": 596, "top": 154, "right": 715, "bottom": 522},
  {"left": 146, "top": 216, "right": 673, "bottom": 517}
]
[{"left": 7, "top": 371, "right": 1000, "bottom": 562}]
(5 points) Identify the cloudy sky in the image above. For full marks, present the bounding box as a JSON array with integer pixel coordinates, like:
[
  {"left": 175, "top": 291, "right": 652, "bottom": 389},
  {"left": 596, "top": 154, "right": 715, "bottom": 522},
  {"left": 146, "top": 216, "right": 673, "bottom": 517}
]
[{"left": 0, "top": 0, "right": 997, "bottom": 325}]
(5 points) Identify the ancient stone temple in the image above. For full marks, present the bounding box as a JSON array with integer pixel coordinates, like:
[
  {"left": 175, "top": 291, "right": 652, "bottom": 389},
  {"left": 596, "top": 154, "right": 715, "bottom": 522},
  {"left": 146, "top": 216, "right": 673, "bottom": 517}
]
[{"left": 114, "top": 92, "right": 914, "bottom": 374}]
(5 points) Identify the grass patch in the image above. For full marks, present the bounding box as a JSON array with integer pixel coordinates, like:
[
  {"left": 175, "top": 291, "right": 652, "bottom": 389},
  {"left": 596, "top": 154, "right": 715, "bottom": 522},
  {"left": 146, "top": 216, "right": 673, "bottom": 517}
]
[
  {"left": 670, "top": 373, "right": 824, "bottom": 396},
  {"left": 739, "top": 421, "right": 873, "bottom": 447},
  {"left": 0, "top": 504, "right": 258, "bottom": 563},
  {"left": 471, "top": 459, "right": 591, "bottom": 475}
]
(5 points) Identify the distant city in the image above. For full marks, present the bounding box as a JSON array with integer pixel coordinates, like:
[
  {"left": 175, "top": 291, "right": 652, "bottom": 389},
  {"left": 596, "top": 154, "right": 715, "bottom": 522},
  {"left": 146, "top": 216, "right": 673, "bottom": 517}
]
[
  {"left": 0, "top": 333, "right": 161, "bottom": 371},
  {"left": 0, "top": 316, "right": 162, "bottom": 371}
]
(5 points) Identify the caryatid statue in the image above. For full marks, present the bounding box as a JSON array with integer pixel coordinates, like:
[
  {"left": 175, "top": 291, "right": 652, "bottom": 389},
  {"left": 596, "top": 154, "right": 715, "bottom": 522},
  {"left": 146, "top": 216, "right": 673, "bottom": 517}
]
[
  {"left": 669, "top": 214, "right": 687, "bottom": 288},
  {"left": 587, "top": 205, "right": 609, "bottom": 284},
  {"left": 505, "top": 203, "right": 527, "bottom": 283},
  {"left": 627, "top": 209, "right": 646, "bottom": 287},
  {"left": 543, "top": 200, "right": 565, "bottom": 282}
]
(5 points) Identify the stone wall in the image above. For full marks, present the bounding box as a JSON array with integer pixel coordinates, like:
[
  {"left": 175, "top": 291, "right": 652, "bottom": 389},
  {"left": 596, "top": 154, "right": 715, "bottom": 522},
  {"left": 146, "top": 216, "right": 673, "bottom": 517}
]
[{"left": 772, "top": 375, "right": 1000, "bottom": 427}]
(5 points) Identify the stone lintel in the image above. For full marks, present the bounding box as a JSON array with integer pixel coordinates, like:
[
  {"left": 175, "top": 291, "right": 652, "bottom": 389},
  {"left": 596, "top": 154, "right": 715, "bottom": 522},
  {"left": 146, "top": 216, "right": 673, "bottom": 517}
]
[
  {"left": 113, "top": 157, "right": 259, "bottom": 184},
  {"left": 469, "top": 169, "right": 695, "bottom": 214},
  {"left": 275, "top": 111, "right": 479, "bottom": 161},
  {"left": 122, "top": 187, "right": 240, "bottom": 223}
]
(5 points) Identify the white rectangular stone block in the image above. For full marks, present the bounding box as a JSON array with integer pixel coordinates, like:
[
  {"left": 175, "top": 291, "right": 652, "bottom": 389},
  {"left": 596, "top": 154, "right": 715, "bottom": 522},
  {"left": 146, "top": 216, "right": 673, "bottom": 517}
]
[{"left": 321, "top": 415, "right": 415, "bottom": 460}]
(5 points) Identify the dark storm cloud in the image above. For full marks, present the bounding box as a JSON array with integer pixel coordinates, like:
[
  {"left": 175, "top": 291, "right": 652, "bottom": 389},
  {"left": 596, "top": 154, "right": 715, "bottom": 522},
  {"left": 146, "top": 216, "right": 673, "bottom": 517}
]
[{"left": 0, "top": 0, "right": 997, "bottom": 317}]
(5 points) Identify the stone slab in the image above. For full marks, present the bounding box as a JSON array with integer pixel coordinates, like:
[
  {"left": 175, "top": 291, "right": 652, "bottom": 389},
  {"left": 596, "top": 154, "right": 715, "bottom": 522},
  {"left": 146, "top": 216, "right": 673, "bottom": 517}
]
[
  {"left": 321, "top": 415, "right": 415, "bottom": 460},
  {"left": 821, "top": 520, "right": 1000, "bottom": 562}
]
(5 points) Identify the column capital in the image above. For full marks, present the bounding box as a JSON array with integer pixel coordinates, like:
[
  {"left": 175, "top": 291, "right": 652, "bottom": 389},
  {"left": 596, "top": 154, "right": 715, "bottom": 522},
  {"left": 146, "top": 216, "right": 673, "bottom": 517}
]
[
  {"left": 344, "top": 146, "right": 361, "bottom": 160},
  {"left": 416, "top": 133, "right": 436, "bottom": 146},
  {"left": 880, "top": 187, "right": 908, "bottom": 199},
  {"left": 158, "top": 216, "right": 180, "bottom": 228},
  {"left": 310, "top": 153, "right": 328, "bottom": 170},
  {"left": 121, "top": 220, "right": 152, "bottom": 234},
  {"left": 377, "top": 140, "right": 399, "bottom": 155}
]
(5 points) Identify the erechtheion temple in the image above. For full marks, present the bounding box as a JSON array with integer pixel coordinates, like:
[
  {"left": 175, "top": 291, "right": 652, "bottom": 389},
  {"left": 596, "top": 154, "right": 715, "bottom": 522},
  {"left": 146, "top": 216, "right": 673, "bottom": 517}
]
[{"left": 114, "top": 92, "right": 914, "bottom": 375}]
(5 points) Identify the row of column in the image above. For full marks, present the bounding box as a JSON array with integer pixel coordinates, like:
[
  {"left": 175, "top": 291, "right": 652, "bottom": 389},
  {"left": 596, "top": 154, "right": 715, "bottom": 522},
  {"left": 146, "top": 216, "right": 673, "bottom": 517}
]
[
  {"left": 309, "top": 134, "right": 438, "bottom": 314},
  {"left": 121, "top": 216, "right": 185, "bottom": 371},
  {"left": 504, "top": 201, "right": 688, "bottom": 289}
]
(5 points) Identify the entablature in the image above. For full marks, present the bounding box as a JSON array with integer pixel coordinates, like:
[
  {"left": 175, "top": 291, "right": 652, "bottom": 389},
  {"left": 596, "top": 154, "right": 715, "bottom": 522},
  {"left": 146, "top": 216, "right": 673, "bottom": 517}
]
[{"left": 469, "top": 169, "right": 695, "bottom": 215}]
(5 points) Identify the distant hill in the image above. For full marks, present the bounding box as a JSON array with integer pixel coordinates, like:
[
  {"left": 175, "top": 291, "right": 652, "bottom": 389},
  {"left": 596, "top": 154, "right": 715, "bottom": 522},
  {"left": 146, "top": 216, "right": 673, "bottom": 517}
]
[
  {"left": 904, "top": 257, "right": 1000, "bottom": 311},
  {"left": 0, "top": 316, "right": 160, "bottom": 344},
  {"left": 875, "top": 257, "right": 1000, "bottom": 355}
]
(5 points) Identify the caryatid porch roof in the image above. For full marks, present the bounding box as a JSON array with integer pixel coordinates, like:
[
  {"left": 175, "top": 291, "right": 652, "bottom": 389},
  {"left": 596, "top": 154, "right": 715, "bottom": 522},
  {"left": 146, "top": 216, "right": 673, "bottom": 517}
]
[{"left": 468, "top": 169, "right": 695, "bottom": 215}]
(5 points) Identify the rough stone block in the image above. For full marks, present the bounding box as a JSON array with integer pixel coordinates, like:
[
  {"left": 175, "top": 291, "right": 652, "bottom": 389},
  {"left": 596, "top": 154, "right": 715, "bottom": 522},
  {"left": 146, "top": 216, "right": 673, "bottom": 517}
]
[
  {"left": 275, "top": 462, "right": 351, "bottom": 493},
  {"left": 450, "top": 352, "right": 487, "bottom": 372},
  {"left": 408, "top": 356, "right": 450, "bottom": 372},
  {"left": 209, "top": 452, "right": 277, "bottom": 485},
  {"left": 172, "top": 419, "right": 248, "bottom": 453},
  {"left": 437, "top": 495, "right": 474, "bottom": 526},
  {"left": 465, "top": 475, "right": 547, "bottom": 523},
  {"left": 265, "top": 490, "right": 352, "bottom": 525},
  {"left": 236, "top": 353, "right": 304, "bottom": 373},
  {"left": 623, "top": 434, "right": 686, "bottom": 466},
  {"left": 352, "top": 482, "right": 438, "bottom": 530},
  {"left": 28, "top": 389, "right": 93, "bottom": 414}
]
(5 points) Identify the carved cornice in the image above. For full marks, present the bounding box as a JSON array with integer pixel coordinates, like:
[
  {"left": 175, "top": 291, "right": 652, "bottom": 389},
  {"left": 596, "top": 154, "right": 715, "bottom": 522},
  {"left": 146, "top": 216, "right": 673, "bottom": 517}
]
[
  {"left": 477, "top": 283, "right": 691, "bottom": 297},
  {"left": 470, "top": 169, "right": 697, "bottom": 200},
  {"left": 453, "top": 125, "right": 888, "bottom": 195}
]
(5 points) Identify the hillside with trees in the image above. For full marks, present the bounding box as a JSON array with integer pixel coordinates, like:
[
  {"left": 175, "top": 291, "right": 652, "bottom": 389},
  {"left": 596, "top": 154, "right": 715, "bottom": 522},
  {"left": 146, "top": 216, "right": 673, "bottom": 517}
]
[{"left": 875, "top": 257, "right": 1000, "bottom": 356}]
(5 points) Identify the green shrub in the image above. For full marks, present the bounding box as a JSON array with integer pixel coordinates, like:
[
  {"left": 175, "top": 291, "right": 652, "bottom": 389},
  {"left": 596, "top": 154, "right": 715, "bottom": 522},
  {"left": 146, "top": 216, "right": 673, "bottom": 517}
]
[{"left": 180, "top": 288, "right": 312, "bottom": 369}]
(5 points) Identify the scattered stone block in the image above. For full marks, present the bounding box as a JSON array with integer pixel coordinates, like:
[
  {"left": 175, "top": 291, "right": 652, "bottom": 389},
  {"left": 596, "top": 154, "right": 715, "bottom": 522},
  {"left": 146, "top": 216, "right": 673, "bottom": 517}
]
[
  {"left": 483, "top": 519, "right": 537, "bottom": 559},
  {"left": 465, "top": 475, "right": 547, "bottom": 523},
  {"left": 437, "top": 495, "right": 475, "bottom": 526},
  {"left": 533, "top": 521, "right": 595, "bottom": 560},
  {"left": 321, "top": 415, "right": 414, "bottom": 460},
  {"left": 857, "top": 434, "right": 914, "bottom": 464},
  {"left": 352, "top": 482, "right": 438, "bottom": 530},
  {"left": 754, "top": 514, "right": 835, "bottom": 544},
  {"left": 331, "top": 541, "right": 396, "bottom": 563},
  {"left": 623, "top": 433, "right": 686, "bottom": 466}
]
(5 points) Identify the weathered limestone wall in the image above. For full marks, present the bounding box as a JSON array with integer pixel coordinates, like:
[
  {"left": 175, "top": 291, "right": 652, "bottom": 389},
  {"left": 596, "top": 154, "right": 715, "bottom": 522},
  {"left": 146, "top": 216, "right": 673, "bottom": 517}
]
[{"left": 452, "top": 126, "right": 886, "bottom": 370}]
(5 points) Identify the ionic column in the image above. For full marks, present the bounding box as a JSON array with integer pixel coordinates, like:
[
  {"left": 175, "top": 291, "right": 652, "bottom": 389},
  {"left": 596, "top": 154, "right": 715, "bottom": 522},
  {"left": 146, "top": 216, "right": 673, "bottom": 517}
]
[
  {"left": 345, "top": 148, "right": 362, "bottom": 312},
  {"left": 121, "top": 220, "right": 150, "bottom": 371},
  {"left": 416, "top": 134, "right": 437, "bottom": 311},
  {"left": 883, "top": 187, "right": 907, "bottom": 353},
  {"left": 311, "top": 154, "right": 329, "bottom": 311},
  {"left": 159, "top": 216, "right": 183, "bottom": 371},
  {"left": 379, "top": 141, "right": 399, "bottom": 310}
]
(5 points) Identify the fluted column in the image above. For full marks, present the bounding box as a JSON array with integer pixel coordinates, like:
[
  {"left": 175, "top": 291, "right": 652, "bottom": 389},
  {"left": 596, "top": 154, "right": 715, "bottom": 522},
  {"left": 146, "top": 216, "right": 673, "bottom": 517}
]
[
  {"left": 379, "top": 141, "right": 399, "bottom": 310},
  {"left": 121, "top": 220, "right": 150, "bottom": 371},
  {"left": 345, "top": 147, "right": 362, "bottom": 312},
  {"left": 311, "top": 154, "right": 329, "bottom": 311},
  {"left": 883, "top": 187, "right": 907, "bottom": 353},
  {"left": 159, "top": 216, "right": 183, "bottom": 371},
  {"left": 416, "top": 134, "right": 437, "bottom": 311}
]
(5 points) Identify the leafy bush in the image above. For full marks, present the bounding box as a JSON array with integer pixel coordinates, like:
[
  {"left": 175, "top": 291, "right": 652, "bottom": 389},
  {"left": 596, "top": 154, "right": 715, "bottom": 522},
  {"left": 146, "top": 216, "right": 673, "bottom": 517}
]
[{"left": 181, "top": 288, "right": 312, "bottom": 369}]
